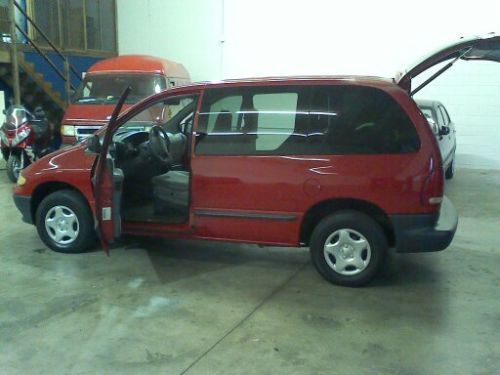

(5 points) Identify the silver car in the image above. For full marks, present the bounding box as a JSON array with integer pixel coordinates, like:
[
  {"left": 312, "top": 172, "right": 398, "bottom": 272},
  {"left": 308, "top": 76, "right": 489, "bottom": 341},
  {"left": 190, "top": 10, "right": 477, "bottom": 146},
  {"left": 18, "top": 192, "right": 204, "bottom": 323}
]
[{"left": 416, "top": 99, "right": 457, "bottom": 179}]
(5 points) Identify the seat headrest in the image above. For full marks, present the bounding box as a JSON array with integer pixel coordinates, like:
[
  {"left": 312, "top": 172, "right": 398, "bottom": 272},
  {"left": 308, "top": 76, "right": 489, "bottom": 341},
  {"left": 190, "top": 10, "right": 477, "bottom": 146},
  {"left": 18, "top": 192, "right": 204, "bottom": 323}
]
[{"left": 213, "top": 110, "right": 232, "bottom": 133}]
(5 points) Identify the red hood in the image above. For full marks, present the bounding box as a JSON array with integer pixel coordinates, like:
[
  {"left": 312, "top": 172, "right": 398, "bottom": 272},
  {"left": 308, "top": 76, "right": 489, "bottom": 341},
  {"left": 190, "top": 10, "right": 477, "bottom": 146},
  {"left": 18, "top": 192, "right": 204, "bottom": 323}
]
[
  {"left": 23, "top": 141, "right": 96, "bottom": 178},
  {"left": 16, "top": 141, "right": 97, "bottom": 203},
  {"left": 62, "top": 103, "right": 133, "bottom": 124}
]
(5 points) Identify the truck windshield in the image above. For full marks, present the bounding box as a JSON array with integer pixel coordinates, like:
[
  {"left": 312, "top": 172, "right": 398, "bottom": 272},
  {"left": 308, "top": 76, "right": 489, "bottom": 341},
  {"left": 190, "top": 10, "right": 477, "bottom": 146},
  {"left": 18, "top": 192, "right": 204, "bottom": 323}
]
[{"left": 72, "top": 74, "right": 166, "bottom": 105}]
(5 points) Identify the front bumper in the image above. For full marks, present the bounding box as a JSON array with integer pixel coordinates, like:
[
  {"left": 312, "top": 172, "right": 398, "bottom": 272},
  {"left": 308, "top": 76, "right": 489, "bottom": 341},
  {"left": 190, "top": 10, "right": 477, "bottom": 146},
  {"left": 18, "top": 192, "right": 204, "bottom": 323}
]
[
  {"left": 390, "top": 196, "right": 458, "bottom": 253},
  {"left": 13, "top": 194, "right": 33, "bottom": 224}
]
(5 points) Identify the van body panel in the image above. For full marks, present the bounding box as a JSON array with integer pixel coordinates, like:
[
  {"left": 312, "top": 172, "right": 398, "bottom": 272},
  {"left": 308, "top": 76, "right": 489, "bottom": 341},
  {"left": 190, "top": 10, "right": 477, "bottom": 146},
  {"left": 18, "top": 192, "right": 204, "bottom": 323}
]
[{"left": 14, "top": 76, "right": 456, "bottom": 255}]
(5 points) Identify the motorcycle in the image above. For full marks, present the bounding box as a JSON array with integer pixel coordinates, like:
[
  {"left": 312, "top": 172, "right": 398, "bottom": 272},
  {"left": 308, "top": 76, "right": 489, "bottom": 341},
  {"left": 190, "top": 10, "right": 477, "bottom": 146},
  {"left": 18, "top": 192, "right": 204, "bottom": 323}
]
[{"left": 0, "top": 105, "right": 54, "bottom": 182}]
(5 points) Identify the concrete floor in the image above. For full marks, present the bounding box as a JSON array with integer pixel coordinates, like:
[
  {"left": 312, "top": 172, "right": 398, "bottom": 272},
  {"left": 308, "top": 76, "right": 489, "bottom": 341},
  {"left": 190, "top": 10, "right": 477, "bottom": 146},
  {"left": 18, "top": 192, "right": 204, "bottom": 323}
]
[{"left": 0, "top": 168, "right": 499, "bottom": 374}]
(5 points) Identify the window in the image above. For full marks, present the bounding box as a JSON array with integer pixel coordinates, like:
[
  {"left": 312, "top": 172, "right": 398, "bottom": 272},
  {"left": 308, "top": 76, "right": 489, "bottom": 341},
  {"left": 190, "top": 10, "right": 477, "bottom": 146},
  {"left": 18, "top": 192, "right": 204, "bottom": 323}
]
[
  {"left": 62, "top": 0, "right": 85, "bottom": 50},
  {"left": 30, "top": 0, "right": 116, "bottom": 53},
  {"left": 72, "top": 74, "right": 166, "bottom": 105},
  {"left": 438, "top": 106, "right": 450, "bottom": 125},
  {"left": 253, "top": 92, "right": 298, "bottom": 151},
  {"left": 85, "top": 0, "right": 116, "bottom": 51},
  {"left": 435, "top": 106, "right": 445, "bottom": 126},
  {"left": 0, "top": 2, "right": 8, "bottom": 35},
  {"left": 85, "top": 0, "right": 101, "bottom": 50},
  {"left": 419, "top": 106, "right": 439, "bottom": 134},
  {"left": 196, "top": 87, "right": 305, "bottom": 155},
  {"left": 420, "top": 107, "right": 434, "bottom": 120},
  {"left": 117, "top": 95, "right": 197, "bottom": 135},
  {"left": 205, "top": 95, "right": 242, "bottom": 133},
  {"left": 32, "top": 0, "right": 61, "bottom": 46},
  {"left": 195, "top": 85, "right": 419, "bottom": 156},
  {"left": 98, "top": 0, "right": 116, "bottom": 52},
  {"left": 310, "top": 86, "right": 419, "bottom": 154}
]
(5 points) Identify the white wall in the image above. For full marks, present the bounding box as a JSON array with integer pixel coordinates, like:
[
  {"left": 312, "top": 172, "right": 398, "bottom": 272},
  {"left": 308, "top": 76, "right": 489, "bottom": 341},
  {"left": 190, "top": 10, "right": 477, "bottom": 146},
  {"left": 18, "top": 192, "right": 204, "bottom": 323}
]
[
  {"left": 117, "top": 0, "right": 500, "bottom": 169},
  {"left": 116, "top": 0, "right": 223, "bottom": 82}
]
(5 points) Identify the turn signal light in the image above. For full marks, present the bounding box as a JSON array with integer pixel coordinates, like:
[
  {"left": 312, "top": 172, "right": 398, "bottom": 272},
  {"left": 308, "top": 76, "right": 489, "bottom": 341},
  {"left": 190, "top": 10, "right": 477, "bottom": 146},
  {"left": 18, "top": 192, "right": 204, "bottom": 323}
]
[{"left": 17, "top": 174, "right": 26, "bottom": 186}]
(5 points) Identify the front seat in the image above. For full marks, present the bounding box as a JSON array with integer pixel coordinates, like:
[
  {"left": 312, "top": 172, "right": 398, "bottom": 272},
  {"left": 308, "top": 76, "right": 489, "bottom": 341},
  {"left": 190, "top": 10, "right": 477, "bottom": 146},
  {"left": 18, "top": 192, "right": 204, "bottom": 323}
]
[
  {"left": 213, "top": 110, "right": 232, "bottom": 133},
  {"left": 196, "top": 109, "right": 233, "bottom": 155},
  {"left": 151, "top": 170, "right": 190, "bottom": 214}
]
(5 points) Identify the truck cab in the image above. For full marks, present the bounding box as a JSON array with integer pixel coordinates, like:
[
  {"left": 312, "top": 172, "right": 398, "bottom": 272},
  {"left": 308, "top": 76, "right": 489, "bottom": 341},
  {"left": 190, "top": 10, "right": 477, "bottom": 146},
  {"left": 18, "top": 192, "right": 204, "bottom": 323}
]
[{"left": 60, "top": 55, "right": 190, "bottom": 145}]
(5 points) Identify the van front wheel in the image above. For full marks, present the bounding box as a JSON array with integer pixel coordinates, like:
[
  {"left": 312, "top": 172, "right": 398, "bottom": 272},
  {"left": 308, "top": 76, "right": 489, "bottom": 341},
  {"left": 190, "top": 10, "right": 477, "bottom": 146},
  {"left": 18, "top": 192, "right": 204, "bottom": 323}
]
[
  {"left": 36, "top": 190, "right": 96, "bottom": 253},
  {"left": 310, "top": 211, "right": 387, "bottom": 287}
]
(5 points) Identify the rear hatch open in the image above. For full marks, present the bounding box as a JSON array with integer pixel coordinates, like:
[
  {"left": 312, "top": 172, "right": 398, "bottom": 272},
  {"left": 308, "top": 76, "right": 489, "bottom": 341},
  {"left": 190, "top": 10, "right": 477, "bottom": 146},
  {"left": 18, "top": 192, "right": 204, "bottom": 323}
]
[{"left": 396, "top": 33, "right": 500, "bottom": 95}]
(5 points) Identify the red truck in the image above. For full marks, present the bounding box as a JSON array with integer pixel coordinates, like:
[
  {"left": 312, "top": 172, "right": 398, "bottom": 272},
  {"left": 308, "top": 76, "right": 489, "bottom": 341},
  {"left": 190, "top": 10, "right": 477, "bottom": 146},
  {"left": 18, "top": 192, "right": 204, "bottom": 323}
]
[{"left": 60, "top": 54, "right": 190, "bottom": 145}]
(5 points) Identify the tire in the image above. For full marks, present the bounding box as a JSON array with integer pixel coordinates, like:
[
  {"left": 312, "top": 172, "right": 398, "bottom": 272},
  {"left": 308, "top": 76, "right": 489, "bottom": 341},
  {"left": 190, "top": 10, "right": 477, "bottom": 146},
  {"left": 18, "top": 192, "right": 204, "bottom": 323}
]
[
  {"left": 310, "top": 211, "right": 387, "bottom": 287},
  {"left": 445, "top": 155, "right": 455, "bottom": 180},
  {"left": 6, "top": 154, "right": 22, "bottom": 183},
  {"left": 36, "top": 189, "right": 96, "bottom": 253}
]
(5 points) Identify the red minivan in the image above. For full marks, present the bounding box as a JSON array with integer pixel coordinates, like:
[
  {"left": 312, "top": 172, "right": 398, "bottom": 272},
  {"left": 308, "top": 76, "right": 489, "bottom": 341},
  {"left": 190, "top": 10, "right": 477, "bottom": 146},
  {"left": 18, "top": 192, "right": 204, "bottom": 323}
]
[
  {"left": 61, "top": 55, "right": 190, "bottom": 145},
  {"left": 13, "top": 35, "right": 499, "bottom": 286}
]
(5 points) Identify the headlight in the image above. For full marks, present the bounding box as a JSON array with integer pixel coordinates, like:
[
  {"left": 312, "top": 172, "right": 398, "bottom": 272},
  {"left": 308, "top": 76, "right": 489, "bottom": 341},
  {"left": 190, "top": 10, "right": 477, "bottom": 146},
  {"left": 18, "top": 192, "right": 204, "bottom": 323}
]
[
  {"left": 61, "top": 124, "right": 76, "bottom": 136},
  {"left": 12, "top": 127, "right": 31, "bottom": 146},
  {"left": 17, "top": 174, "right": 26, "bottom": 186}
]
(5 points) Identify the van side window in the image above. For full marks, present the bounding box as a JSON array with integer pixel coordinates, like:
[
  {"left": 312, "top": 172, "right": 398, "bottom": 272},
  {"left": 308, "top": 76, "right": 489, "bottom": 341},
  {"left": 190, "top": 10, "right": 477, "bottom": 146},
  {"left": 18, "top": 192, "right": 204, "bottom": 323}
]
[
  {"left": 309, "top": 86, "right": 420, "bottom": 154},
  {"left": 253, "top": 92, "right": 298, "bottom": 151},
  {"left": 196, "top": 87, "right": 305, "bottom": 155},
  {"left": 206, "top": 95, "right": 243, "bottom": 133},
  {"left": 195, "top": 85, "right": 419, "bottom": 155},
  {"left": 117, "top": 95, "right": 197, "bottom": 135}
]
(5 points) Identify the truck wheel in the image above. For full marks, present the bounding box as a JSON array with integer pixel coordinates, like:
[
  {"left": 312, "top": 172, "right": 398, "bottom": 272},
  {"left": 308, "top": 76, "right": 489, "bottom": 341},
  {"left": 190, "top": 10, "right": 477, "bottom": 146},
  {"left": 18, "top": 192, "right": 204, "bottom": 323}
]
[
  {"left": 445, "top": 155, "right": 455, "bottom": 180},
  {"left": 310, "top": 211, "right": 387, "bottom": 287},
  {"left": 36, "top": 190, "right": 96, "bottom": 253},
  {"left": 6, "top": 154, "right": 22, "bottom": 183}
]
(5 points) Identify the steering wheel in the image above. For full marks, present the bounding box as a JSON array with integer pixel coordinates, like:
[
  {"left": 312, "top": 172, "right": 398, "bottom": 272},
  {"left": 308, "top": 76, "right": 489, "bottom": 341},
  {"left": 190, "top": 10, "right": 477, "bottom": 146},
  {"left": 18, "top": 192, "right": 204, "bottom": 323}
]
[{"left": 148, "top": 125, "right": 171, "bottom": 165}]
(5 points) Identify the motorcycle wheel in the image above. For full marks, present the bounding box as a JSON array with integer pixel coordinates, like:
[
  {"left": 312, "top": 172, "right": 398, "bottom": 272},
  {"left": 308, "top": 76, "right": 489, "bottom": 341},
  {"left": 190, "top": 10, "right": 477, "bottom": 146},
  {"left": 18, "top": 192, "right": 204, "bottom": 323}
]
[{"left": 6, "top": 154, "right": 23, "bottom": 183}]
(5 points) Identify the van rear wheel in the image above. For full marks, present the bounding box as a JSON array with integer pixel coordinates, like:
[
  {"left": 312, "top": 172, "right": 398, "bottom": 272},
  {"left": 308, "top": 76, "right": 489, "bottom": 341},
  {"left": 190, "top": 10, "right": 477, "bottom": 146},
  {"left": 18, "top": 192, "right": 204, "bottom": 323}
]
[
  {"left": 36, "top": 190, "right": 95, "bottom": 253},
  {"left": 310, "top": 211, "right": 387, "bottom": 287}
]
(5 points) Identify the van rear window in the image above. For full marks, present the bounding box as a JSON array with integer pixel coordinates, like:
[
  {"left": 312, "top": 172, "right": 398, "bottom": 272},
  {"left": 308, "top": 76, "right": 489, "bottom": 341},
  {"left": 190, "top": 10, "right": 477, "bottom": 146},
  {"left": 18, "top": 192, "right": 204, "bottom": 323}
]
[
  {"left": 72, "top": 74, "right": 166, "bottom": 105},
  {"left": 196, "top": 85, "right": 420, "bottom": 155},
  {"left": 307, "top": 86, "right": 420, "bottom": 154}
]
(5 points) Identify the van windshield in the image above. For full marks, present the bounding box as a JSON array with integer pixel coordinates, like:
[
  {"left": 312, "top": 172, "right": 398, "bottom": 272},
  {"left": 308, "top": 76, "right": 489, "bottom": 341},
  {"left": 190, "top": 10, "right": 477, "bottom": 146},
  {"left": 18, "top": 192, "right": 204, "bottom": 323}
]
[{"left": 72, "top": 73, "right": 167, "bottom": 105}]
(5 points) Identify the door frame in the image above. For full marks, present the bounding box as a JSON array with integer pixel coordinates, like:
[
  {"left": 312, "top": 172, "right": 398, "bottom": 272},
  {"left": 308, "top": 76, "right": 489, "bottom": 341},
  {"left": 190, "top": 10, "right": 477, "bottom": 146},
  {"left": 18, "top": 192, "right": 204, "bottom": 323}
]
[{"left": 93, "top": 86, "right": 205, "bottom": 250}]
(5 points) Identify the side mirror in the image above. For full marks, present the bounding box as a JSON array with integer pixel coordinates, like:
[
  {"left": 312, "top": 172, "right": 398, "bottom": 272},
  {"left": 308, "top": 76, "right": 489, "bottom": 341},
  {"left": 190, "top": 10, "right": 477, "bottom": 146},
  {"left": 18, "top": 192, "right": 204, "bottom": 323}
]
[
  {"left": 2, "top": 109, "right": 5, "bottom": 115},
  {"left": 439, "top": 126, "right": 450, "bottom": 136},
  {"left": 85, "top": 134, "right": 101, "bottom": 154}
]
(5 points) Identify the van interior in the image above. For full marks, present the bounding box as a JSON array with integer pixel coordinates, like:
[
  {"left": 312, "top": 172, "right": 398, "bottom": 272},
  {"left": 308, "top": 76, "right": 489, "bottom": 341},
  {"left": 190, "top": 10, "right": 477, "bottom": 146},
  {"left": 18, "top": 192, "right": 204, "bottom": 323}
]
[{"left": 112, "top": 96, "right": 196, "bottom": 224}]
